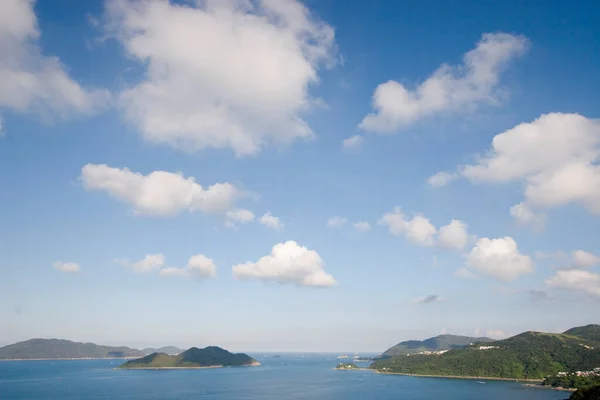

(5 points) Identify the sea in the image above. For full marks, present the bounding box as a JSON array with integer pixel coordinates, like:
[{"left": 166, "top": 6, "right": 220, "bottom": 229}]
[{"left": 0, "top": 354, "right": 568, "bottom": 399}]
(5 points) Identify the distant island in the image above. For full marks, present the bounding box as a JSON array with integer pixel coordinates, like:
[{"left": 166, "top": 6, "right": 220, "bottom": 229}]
[
  {"left": 142, "top": 346, "right": 183, "bottom": 356},
  {"left": 0, "top": 339, "right": 145, "bottom": 360},
  {"left": 376, "top": 334, "right": 494, "bottom": 359},
  {"left": 119, "top": 346, "right": 259, "bottom": 369},
  {"left": 336, "top": 362, "right": 359, "bottom": 370},
  {"left": 371, "top": 324, "right": 600, "bottom": 381}
]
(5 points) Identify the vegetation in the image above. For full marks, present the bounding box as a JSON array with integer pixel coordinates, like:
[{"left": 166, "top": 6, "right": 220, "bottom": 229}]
[
  {"left": 0, "top": 339, "right": 144, "bottom": 359},
  {"left": 336, "top": 363, "right": 359, "bottom": 370},
  {"left": 371, "top": 325, "right": 600, "bottom": 380},
  {"left": 119, "top": 346, "right": 258, "bottom": 369},
  {"left": 377, "top": 334, "right": 494, "bottom": 358},
  {"left": 570, "top": 385, "right": 600, "bottom": 400},
  {"left": 543, "top": 374, "right": 600, "bottom": 390}
]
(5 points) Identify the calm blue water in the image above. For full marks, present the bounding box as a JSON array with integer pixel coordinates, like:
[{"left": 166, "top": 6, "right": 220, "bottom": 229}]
[{"left": 0, "top": 354, "right": 567, "bottom": 399}]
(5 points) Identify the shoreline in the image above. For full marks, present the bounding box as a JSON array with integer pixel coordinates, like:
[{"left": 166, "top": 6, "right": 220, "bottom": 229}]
[
  {"left": 0, "top": 357, "right": 138, "bottom": 361},
  {"left": 376, "top": 371, "right": 543, "bottom": 383},
  {"left": 118, "top": 362, "right": 261, "bottom": 370},
  {"left": 522, "top": 383, "right": 576, "bottom": 392}
]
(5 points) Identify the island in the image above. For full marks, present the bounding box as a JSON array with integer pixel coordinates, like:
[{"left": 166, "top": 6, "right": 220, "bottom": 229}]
[
  {"left": 119, "top": 346, "right": 260, "bottom": 369},
  {"left": 336, "top": 362, "right": 359, "bottom": 370},
  {"left": 370, "top": 324, "right": 600, "bottom": 381},
  {"left": 0, "top": 339, "right": 145, "bottom": 360}
]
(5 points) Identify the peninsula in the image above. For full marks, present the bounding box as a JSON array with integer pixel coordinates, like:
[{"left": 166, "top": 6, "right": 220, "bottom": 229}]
[
  {"left": 0, "top": 339, "right": 144, "bottom": 360},
  {"left": 371, "top": 324, "right": 600, "bottom": 381},
  {"left": 119, "top": 346, "right": 259, "bottom": 369}
]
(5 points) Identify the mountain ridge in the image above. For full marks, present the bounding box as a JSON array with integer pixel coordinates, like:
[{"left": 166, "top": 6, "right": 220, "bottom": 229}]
[
  {"left": 378, "top": 334, "right": 495, "bottom": 358},
  {"left": 371, "top": 324, "right": 600, "bottom": 380}
]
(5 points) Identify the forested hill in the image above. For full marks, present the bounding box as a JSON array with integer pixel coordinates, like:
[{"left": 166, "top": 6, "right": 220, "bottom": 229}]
[
  {"left": 378, "top": 334, "right": 494, "bottom": 358},
  {"left": 0, "top": 339, "right": 144, "bottom": 359},
  {"left": 371, "top": 325, "right": 600, "bottom": 380},
  {"left": 119, "top": 346, "right": 258, "bottom": 369}
]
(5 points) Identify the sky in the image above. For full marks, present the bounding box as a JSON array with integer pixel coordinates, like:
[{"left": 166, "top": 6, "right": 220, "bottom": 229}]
[{"left": 0, "top": 0, "right": 599, "bottom": 353}]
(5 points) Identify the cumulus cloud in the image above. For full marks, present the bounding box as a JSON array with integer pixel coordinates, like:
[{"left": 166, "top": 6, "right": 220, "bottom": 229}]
[
  {"left": 454, "top": 267, "right": 475, "bottom": 279},
  {"left": 53, "top": 261, "right": 80, "bottom": 273},
  {"left": 546, "top": 269, "right": 600, "bottom": 298},
  {"left": 379, "top": 208, "right": 471, "bottom": 250},
  {"left": 378, "top": 207, "right": 437, "bottom": 246},
  {"left": 510, "top": 202, "right": 546, "bottom": 231},
  {"left": 427, "top": 172, "right": 458, "bottom": 188},
  {"left": 411, "top": 294, "right": 442, "bottom": 305},
  {"left": 327, "top": 216, "right": 347, "bottom": 228},
  {"left": 259, "top": 211, "right": 283, "bottom": 231},
  {"left": 353, "top": 221, "right": 371, "bottom": 232},
  {"left": 116, "top": 254, "right": 165, "bottom": 273},
  {"left": 438, "top": 219, "right": 470, "bottom": 251},
  {"left": 0, "top": 0, "right": 109, "bottom": 125},
  {"left": 159, "top": 254, "right": 216, "bottom": 278},
  {"left": 359, "top": 33, "right": 528, "bottom": 133},
  {"left": 439, "top": 113, "right": 600, "bottom": 217},
  {"left": 104, "top": 0, "right": 336, "bottom": 156},
  {"left": 342, "top": 135, "right": 364, "bottom": 152},
  {"left": 572, "top": 250, "right": 600, "bottom": 268},
  {"left": 232, "top": 240, "right": 336, "bottom": 287},
  {"left": 225, "top": 208, "right": 255, "bottom": 229},
  {"left": 80, "top": 164, "right": 242, "bottom": 216},
  {"left": 464, "top": 237, "right": 534, "bottom": 281}
]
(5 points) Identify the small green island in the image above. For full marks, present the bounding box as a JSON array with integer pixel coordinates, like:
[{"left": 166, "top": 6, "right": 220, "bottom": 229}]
[
  {"left": 336, "top": 362, "right": 359, "bottom": 370},
  {"left": 119, "top": 346, "right": 259, "bottom": 369}
]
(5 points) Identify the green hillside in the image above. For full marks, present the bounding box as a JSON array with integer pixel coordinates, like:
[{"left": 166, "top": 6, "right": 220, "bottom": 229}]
[
  {"left": 371, "top": 326, "right": 600, "bottom": 380},
  {"left": 378, "top": 334, "right": 494, "bottom": 358},
  {"left": 0, "top": 339, "right": 144, "bottom": 359},
  {"left": 119, "top": 346, "right": 259, "bottom": 369}
]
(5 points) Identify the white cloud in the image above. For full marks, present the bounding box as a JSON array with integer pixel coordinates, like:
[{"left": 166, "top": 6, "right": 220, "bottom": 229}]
[
  {"left": 104, "top": 0, "right": 336, "bottom": 156},
  {"left": 342, "top": 135, "right": 364, "bottom": 152},
  {"left": 0, "top": 0, "right": 109, "bottom": 125},
  {"left": 379, "top": 208, "right": 471, "bottom": 250},
  {"left": 546, "top": 269, "right": 600, "bottom": 298},
  {"left": 453, "top": 113, "right": 600, "bottom": 216},
  {"left": 327, "top": 216, "right": 347, "bottom": 228},
  {"left": 359, "top": 33, "right": 527, "bottom": 133},
  {"left": 159, "top": 254, "right": 216, "bottom": 278},
  {"left": 454, "top": 267, "right": 475, "bottom": 279},
  {"left": 438, "top": 219, "right": 470, "bottom": 250},
  {"left": 225, "top": 208, "right": 255, "bottom": 229},
  {"left": 572, "top": 250, "right": 600, "bottom": 268},
  {"left": 117, "top": 254, "right": 165, "bottom": 274},
  {"left": 232, "top": 240, "right": 336, "bottom": 287},
  {"left": 353, "top": 221, "right": 371, "bottom": 232},
  {"left": 259, "top": 211, "right": 283, "bottom": 231},
  {"left": 427, "top": 171, "right": 458, "bottom": 188},
  {"left": 510, "top": 202, "right": 546, "bottom": 231},
  {"left": 53, "top": 261, "right": 80, "bottom": 273},
  {"left": 378, "top": 207, "right": 437, "bottom": 246},
  {"left": 410, "top": 294, "right": 442, "bottom": 305},
  {"left": 465, "top": 237, "right": 534, "bottom": 281},
  {"left": 80, "top": 164, "right": 241, "bottom": 216}
]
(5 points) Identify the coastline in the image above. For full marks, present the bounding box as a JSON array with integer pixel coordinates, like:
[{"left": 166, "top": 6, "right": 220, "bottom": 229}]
[
  {"left": 118, "top": 362, "right": 261, "bottom": 370},
  {"left": 0, "top": 357, "right": 139, "bottom": 361},
  {"left": 522, "top": 383, "right": 576, "bottom": 392},
  {"left": 375, "top": 371, "right": 543, "bottom": 383}
]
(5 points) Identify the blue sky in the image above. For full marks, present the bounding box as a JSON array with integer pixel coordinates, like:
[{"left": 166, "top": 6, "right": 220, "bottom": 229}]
[{"left": 1, "top": 0, "right": 599, "bottom": 352}]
